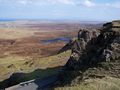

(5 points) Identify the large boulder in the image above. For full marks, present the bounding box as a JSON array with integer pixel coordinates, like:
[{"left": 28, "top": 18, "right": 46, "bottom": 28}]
[{"left": 65, "top": 29, "right": 100, "bottom": 70}]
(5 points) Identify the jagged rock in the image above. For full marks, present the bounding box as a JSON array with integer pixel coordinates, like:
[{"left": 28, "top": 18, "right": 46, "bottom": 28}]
[
  {"left": 101, "top": 49, "right": 113, "bottom": 62},
  {"left": 65, "top": 21, "right": 120, "bottom": 70},
  {"left": 65, "top": 29, "right": 100, "bottom": 69},
  {"left": 57, "top": 21, "right": 120, "bottom": 86},
  {"left": 58, "top": 29, "right": 100, "bottom": 55},
  {"left": 78, "top": 29, "right": 99, "bottom": 42}
]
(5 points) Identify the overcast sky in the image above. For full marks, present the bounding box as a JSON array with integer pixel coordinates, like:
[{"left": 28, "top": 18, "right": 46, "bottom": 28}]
[{"left": 0, "top": 0, "right": 120, "bottom": 21}]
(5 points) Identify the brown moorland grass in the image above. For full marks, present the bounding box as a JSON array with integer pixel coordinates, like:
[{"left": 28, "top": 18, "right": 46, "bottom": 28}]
[
  {"left": 0, "top": 51, "right": 71, "bottom": 81},
  {"left": 54, "top": 77, "right": 120, "bottom": 90}
]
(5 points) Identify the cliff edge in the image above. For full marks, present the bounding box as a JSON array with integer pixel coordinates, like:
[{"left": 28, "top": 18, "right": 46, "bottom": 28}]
[{"left": 57, "top": 20, "right": 120, "bottom": 87}]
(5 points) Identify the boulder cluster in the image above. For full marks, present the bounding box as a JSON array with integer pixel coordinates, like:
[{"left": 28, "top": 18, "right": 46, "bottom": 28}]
[{"left": 58, "top": 20, "right": 120, "bottom": 85}]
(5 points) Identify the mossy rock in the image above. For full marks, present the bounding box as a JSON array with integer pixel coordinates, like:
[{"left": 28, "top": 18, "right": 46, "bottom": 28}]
[
  {"left": 112, "top": 20, "right": 120, "bottom": 27},
  {"left": 103, "top": 20, "right": 120, "bottom": 32}
]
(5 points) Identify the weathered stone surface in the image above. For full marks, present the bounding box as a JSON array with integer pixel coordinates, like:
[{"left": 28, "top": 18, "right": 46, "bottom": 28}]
[
  {"left": 65, "top": 21, "right": 120, "bottom": 70},
  {"left": 57, "top": 21, "right": 120, "bottom": 86},
  {"left": 65, "top": 29, "right": 100, "bottom": 69}
]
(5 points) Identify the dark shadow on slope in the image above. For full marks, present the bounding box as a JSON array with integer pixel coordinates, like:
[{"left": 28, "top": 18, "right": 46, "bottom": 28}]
[
  {"left": 0, "top": 66, "right": 62, "bottom": 89},
  {"left": 34, "top": 74, "right": 59, "bottom": 90}
]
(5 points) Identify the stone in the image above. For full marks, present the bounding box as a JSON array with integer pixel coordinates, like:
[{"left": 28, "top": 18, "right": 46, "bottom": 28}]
[
  {"left": 65, "top": 20, "right": 120, "bottom": 70},
  {"left": 57, "top": 20, "right": 120, "bottom": 87}
]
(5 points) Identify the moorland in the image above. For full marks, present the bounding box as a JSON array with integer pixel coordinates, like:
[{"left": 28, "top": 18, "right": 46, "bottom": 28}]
[{"left": 0, "top": 20, "right": 102, "bottom": 88}]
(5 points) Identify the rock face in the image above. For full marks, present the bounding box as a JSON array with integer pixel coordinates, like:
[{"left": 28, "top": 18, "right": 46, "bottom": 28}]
[
  {"left": 65, "top": 21, "right": 120, "bottom": 70},
  {"left": 65, "top": 29, "right": 100, "bottom": 70},
  {"left": 58, "top": 21, "right": 120, "bottom": 85}
]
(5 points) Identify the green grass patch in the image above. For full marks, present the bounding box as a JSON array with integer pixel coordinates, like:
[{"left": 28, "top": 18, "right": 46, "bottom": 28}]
[
  {"left": 54, "top": 77, "right": 120, "bottom": 90},
  {"left": 0, "top": 51, "right": 71, "bottom": 81}
]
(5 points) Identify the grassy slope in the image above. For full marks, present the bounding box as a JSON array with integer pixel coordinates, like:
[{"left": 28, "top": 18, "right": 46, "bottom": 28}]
[
  {"left": 0, "top": 51, "right": 71, "bottom": 81},
  {"left": 54, "top": 77, "right": 120, "bottom": 90}
]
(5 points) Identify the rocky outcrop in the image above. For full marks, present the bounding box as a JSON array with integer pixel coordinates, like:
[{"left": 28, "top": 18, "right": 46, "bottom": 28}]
[
  {"left": 65, "top": 21, "right": 120, "bottom": 70},
  {"left": 58, "top": 21, "right": 120, "bottom": 86},
  {"left": 65, "top": 29, "right": 100, "bottom": 70}
]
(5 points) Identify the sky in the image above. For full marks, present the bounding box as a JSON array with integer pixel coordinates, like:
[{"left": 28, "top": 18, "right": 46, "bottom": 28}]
[{"left": 0, "top": 0, "right": 120, "bottom": 21}]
